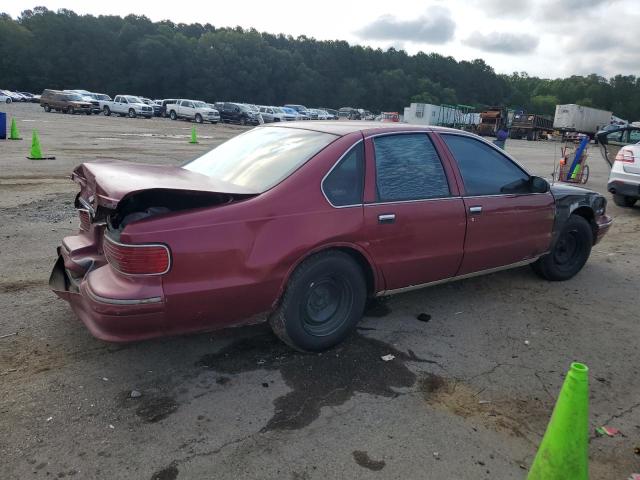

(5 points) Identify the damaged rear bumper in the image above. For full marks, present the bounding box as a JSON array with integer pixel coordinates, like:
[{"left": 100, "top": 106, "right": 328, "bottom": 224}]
[{"left": 49, "top": 242, "right": 168, "bottom": 342}]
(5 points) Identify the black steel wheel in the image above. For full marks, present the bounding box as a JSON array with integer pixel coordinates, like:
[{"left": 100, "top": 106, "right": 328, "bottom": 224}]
[
  {"left": 531, "top": 215, "right": 593, "bottom": 281},
  {"left": 269, "top": 251, "right": 366, "bottom": 352}
]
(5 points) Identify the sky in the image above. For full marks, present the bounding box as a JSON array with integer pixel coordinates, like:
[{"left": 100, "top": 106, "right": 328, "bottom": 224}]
[{"left": 4, "top": 0, "right": 639, "bottom": 79}]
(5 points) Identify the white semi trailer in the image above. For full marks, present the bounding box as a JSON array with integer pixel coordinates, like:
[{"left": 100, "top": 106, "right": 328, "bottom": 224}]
[{"left": 553, "top": 104, "right": 612, "bottom": 139}]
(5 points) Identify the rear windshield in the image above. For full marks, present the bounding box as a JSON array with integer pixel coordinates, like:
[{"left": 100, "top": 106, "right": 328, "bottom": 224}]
[
  {"left": 125, "top": 96, "right": 143, "bottom": 103},
  {"left": 193, "top": 101, "right": 207, "bottom": 108},
  {"left": 183, "top": 127, "right": 336, "bottom": 192}
]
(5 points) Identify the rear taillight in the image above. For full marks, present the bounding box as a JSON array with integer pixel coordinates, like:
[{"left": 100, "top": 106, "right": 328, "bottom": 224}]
[
  {"left": 78, "top": 209, "right": 90, "bottom": 231},
  {"left": 103, "top": 235, "right": 170, "bottom": 275},
  {"left": 615, "top": 148, "right": 636, "bottom": 163}
]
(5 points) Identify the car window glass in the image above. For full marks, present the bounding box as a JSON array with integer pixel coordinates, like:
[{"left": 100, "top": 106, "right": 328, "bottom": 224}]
[
  {"left": 185, "top": 101, "right": 193, "bottom": 108},
  {"left": 629, "top": 130, "right": 640, "bottom": 143},
  {"left": 441, "top": 134, "right": 529, "bottom": 196},
  {"left": 605, "top": 130, "right": 626, "bottom": 145},
  {"left": 323, "top": 142, "right": 364, "bottom": 206},
  {"left": 374, "top": 134, "right": 450, "bottom": 202}
]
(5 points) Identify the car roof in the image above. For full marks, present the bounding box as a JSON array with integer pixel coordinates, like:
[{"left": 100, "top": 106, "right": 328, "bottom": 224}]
[{"left": 263, "top": 121, "right": 468, "bottom": 137}]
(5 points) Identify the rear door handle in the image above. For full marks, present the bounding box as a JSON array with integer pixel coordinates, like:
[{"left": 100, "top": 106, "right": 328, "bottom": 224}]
[
  {"left": 469, "top": 206, "right": 482, "bottom": 214},
  {"left": 378, "top": 213, "right": 396, "bottom": 224}
]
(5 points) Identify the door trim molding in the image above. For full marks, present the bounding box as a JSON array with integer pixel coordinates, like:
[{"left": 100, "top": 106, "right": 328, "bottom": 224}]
[{"left": 376, "top": 255, "right": 545, "bottom": 297}]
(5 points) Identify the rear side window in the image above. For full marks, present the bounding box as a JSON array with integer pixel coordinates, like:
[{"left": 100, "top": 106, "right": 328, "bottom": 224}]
[
  {"left": 323, "top": 142, "right": 364, "bottom": 206},
  {"left": 374, "top": 134, "right": 450, "bottom": 202},
  {"left": 441, "top": 134, "right": 529, "bottom": 196}
]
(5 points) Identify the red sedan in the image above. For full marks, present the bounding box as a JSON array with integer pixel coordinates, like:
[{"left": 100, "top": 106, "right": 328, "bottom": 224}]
[{"left": 50, "top": 122, "right": 612, "bottom": 351}]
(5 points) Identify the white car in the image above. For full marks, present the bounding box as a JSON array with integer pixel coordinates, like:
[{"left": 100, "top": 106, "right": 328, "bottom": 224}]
[
  {"left": 600, "top": 125, "right": 640, "bottom": 207},
  {"left": 0, "top": 91, "right": 12, "bottom": 103},
  {"left": 167, "top": 99, "right": 220, "bottom": 123},
  {"left": 101, "top": 95, "right": 154, "bottom": 118}
]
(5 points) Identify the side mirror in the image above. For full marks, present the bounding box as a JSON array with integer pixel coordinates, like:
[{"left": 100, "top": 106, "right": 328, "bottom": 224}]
[{"left": 530, "top": 176, "right": 550, "bottom": 193}]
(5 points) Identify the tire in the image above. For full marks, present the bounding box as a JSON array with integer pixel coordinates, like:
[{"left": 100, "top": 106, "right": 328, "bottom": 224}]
[
  {"left": 240, "top": 117, "right": 247, "bottom": 126},
  {"left": 128, "top": 108, "right": 136, "bottom": 119},
  {"left": 43, "top": 104, "right": 51, "bottom": 112},
  {"left": 531, "top": 215, "right": 593, "bottom": 281},
  {"left": 170, "top": 110, "right": 177, "bottom": 120},
  {"left": 5, "top": 98, "right": 11, "bottom": 104},
  {"left": 613, "top": 194, "right": 637, "bottom": 208},
  {"left": 269, "top": 251, "right": 367, "bottom": 352},
  {"left": 85, "top": 111, "right": 91, "bottom": 116},
  {"left": 145, "top": 116, "right": 152, "bottom": 119},
  {"left": 580, "top": 164, "right": 589, "bottom": 184},
  {"left": 103, "top": 106, "right": 111, "bottom": 116},
  {"left": 195, "top": 113, "right": 203, "bottom": 124},
  {"left": 68, "top": 106, "right": 75, "bottom": 115}
]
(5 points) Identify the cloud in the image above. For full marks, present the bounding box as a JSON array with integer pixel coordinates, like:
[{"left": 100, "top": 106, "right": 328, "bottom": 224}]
[
  {"left": 354, "top": 7, "right": 455, "bottom": 44},
  {"left": 464, "top": 31, "right": 539, "bottom": 54}
]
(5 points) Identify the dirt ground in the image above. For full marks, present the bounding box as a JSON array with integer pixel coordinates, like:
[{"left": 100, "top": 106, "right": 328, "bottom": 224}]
[{"left": 1, "top": 103, "right": 639, "bottom": 480}]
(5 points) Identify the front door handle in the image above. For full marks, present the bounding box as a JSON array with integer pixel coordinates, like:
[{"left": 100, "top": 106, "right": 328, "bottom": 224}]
[
  {"left": 469, "top": 206, "right": 483, "bottom": 214},
  {"left": 378, "top": 213, "right": 396, "bottom": 224}
]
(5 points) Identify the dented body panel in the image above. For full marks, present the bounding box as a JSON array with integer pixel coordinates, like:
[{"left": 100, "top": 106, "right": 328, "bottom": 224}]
[{"left": 50, "top": 123, "right": 613, "bottom": 342}]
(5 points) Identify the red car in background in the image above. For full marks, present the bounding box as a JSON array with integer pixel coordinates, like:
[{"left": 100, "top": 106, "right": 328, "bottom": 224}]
[{"left": 50, "top": 122, "right": 612, "bottom": 351}]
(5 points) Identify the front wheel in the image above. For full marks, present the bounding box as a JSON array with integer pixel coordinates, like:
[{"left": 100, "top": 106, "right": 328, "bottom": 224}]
[
  {"left": 531, "top": 215, "right": 593, "bottom": 281},
  {"left": 103, "top": 106, "right": 111, "bottom": 116},
  {"left": 68, "top": 106, "right": 75, "bottom": 115},
  {"left": 195, "top": 113, "right": 203, "bottom": 123},
  {"left": 613, "top": 194, "right": 637, "bottom": 208},
  {"left": 43, "top": 104, "right": 51, "bottom": 112},
  {"left": 169, "top": 110, "right": 177, "bottom": 120},
  {"left": 128, "top": 108, "right": 136, "bottom": 118},
  {"left": 240, "top": 117, "right": 247, "bottom": 126},
  {"left": 269, "top": 251, "right": 367, "bottom": 352}
]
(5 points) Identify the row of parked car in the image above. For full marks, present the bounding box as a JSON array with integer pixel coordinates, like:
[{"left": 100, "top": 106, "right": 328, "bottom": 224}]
[
  {"left": 0, "top": 89, "right": 41, "bottom": 103},
  {"left": 4, "top": 87, "right": 379, "bottom": 126}
]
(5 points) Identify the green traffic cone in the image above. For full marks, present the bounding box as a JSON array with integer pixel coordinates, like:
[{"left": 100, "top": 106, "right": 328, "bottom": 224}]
[
  {"left": 189, "top": 126, "right": 198, "bottom": 144},
  {"left": 9, "top": 118, "right": 22, "bottom": 140},
  {"left": 28, "top": 130, "right": 43, "bottom": 160},
  {"left": 527, "top": 362, "right": 589, "bottom": 480}
]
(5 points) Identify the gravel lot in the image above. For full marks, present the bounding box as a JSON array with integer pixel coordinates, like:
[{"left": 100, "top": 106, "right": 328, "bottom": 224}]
[{"left": 1, "top": 103, "right": 639, "bottom": 480}]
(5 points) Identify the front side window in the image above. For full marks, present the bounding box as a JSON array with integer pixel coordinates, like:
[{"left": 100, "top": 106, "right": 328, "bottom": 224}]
[
  {"left": 374, "top": 134, "right": 450, "bottom": 202},
  {"left": 183, "top": 127, "right": 336, "bottom": 192},
  {"left": 323, "top": 142, "right": 364, "bottom": 206},
  {"left": 441, "top": 134, "right": 530, "bottom": 196}
]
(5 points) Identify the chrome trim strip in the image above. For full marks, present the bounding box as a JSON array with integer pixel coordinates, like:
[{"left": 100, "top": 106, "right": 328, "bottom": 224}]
[
  {"left": 320, "top": 139, "right": 364, "bottom": 209},
  {"left": 364, "top": 130, "right": 433, "bottom": 139},
  {"left": 103, "top": 234, "right": 172, "bottom": 276},
  {"left": 85, "top": 285, "right": 162, "bottom": 305},
  {"left": 376, "top": 256, "right": 543, "bottom": 297},
  {"left": 365, "top": 196, "right": 462, "bottom": 206}
]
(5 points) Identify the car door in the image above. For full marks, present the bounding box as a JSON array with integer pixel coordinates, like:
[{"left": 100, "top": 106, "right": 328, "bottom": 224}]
[
  {"left": 362, "top": 133, "right": 466, "bottom": 292},
  {"left": 439, "top": 133, "right": 555, "bottom": 275},
  {"left": 599, "top": 128, "right": 631, "bottom": 166}
]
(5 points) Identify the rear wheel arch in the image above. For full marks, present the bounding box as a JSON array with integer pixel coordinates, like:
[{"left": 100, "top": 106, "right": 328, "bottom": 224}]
[{"left": 274, "top": 244, "right": 379, "bottom": 308}]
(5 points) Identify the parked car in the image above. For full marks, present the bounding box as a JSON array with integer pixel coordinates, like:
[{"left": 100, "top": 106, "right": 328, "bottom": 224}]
[
  {"left": 284, "top": 104, "right": 313, "bottom": 119},
  {"left": 65, "top": 90, "right": 101, "bottom": 113},
  {"left": 282, "top": 106, "right": 309, "bottom": 121},
  {"left": 17, "top": 92, "right": 40, "bottom": 103},
  {"left": 260, "top": 106, "right": 296, "bottom": 122},
  {"left": 338, "top": 107, "right": 361, "bottom": 120},
  {"left": 0, "top": 91, "right": 12, "bottom": 103},
  {"left": 258, "top": 106, "right": 276, "bottom": 122},
  {"left": 318, "top": 107, "right": 339, "bottom": 119},
  {"left": 101, "top": 95, "right": 153, "bottom": 118},
  {"left": 216, "top": 102, "right": 260, "bottom": 125},
  {"left": 166, "top": 99, "right": 220, "bottom": 124},
  {"left": 597, "top": 125, "right": 640, "bottom": 207},
  {"left": 140, "top": 97, "right": 162, "bottom": 117},
  {"left": 50, "top": 122, "right": 611, "bottom": 351},
  {"left": 158, "top": 99, "right": 179, "bottom": 118},
  {"left": 2, "top": 90, "right": 24, "bottom": 102},
  {"left": 40, "top": 89, "right": 92, "bottom": 114}
]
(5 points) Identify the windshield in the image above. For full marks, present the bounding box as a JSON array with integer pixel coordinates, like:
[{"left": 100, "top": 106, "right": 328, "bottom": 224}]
[
  {"left": 125, "top": 96, "right": 143, "bottom": 103},
  {"left": 65, "top": 94, "right": 84, "bottom": 101},
  {"left": 96, "top": 94, "right": 111, "bottom": 100},
  {"left": 193, "top": 101, "right": 207, "bottom": 108},
  {"left": 183, "top": 127, "right": 336, "bottom": 192}
]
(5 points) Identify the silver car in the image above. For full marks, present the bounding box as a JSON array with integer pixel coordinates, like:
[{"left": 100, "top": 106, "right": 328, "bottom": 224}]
[{"left": 599, "top": 125, "right": 640, "bottom": 207}]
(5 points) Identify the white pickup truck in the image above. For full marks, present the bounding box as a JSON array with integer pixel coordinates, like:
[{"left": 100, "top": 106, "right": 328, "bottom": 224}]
[
  {"left": 100, "top": 95, "right": 154, "bottom": 118},
  {"left": 166, "top": 99, "right": 220, "bottom": 124}
]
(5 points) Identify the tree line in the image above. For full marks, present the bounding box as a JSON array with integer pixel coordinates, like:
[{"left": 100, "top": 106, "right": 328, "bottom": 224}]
[{"left": 1, "top": 7, "right": 639, "bottom": 120}]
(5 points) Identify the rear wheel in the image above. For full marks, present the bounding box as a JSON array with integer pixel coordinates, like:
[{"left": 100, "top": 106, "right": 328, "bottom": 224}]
[
  {"left": 128, "top": 108, "right": 136, "bottom": 118},
  {"left": 613, "top": 194, "right": 637, "bottom": 208},
  {"left": 580, "top": 164, "right": 590, "bottom": 184},
  {"left": 269, "top": 251, "right": 367, "bottom": 352},
  {"left": 531, "top": 215, "right": 593, "bottom": 281}
]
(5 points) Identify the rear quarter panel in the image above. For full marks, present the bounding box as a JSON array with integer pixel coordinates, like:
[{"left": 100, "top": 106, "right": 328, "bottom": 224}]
[{"left": 121, "top": 132, "right": 369, "bottom": 335}]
